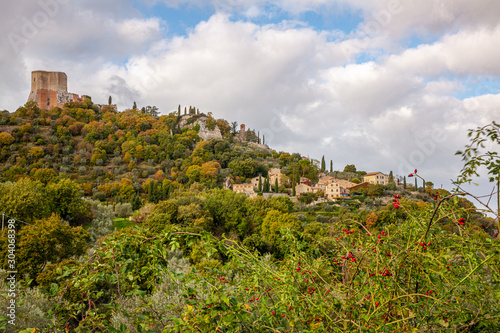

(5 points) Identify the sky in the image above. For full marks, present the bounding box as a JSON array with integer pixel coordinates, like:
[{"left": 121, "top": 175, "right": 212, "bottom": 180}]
[{"left": 1, "top": 0, "right": 500, "bottom": 205}]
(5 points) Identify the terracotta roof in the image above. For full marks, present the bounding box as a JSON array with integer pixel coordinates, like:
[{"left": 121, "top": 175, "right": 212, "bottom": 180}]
[
  {"left": 348, "top": 182, "right": 370, "bottom": 189},
  {"left": 364, "top": 172, "right": 384, "bottom": 177}
]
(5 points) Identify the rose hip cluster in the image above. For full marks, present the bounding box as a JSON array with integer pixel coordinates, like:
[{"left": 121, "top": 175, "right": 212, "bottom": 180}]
[{"left": 392, "top": 194, "right": 401, "bottom": 209}]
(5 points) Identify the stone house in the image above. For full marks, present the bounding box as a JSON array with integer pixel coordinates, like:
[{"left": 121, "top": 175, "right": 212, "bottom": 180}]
[
  {"left": 295, "top": 183, "right": 312, "bottom": 196},
  {"left": 363, "top": 172, "right": 389, "bottom": 185},
  {"left": 268, "top": 168, "right": 282, "bottom": 187},
  {"left": 324, "top": 183, "right": 350, "bottom": 201},
  {"left": 250, "top": 176, "right": 261, "bottom": 190},
  {"left": 233, "top": 184, "right": 255, "bottom": 196}
]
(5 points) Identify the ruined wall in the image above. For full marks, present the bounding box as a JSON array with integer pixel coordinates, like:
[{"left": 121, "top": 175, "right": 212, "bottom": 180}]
[{"left": 27, "top": 71, "right": 85, "bottom": 109}]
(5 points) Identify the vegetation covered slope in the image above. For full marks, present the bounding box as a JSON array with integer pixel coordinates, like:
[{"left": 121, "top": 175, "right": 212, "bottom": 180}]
[{"left": 0, "top": 101, "right": 498, "bottom": 332}]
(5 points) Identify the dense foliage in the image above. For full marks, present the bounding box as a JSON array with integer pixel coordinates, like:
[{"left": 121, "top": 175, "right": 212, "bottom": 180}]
[{"left": 0, "top": 104, "right": 498, "bottom": 332}]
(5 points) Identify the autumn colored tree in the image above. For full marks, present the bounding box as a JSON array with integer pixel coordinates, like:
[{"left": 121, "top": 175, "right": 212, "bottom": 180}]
[
  {"left": 267, "top": 196, "right": 293, "bottom": 213},
  {"left": 216, "top": 119, "right": 231, "bottom": 136},
  {"left": 0, "top": 178, "right": 49, "bottom": 223},
  {"left": 46, "top": 179, "right": 91, "bottom": 226},
  {"left": 146, "top": 200, "right": 179, "bottom": 233},
  {"left": 28, "top": 146, "right": 44, "bottom": 159},
  {"left": 31, "top": 168, "right": 57, "bottom": 186},
  {"left": 0, "top": 132, "right": 14, "bottom": 145},
  {"left": 261, "top": 210, "right": 301, "bottom": 249},
  {"left": 0, "top": 214, "right": 90, "bottom": 282},
  {"left": 186, "top": 165, "right": 203, "bottom": 183}
]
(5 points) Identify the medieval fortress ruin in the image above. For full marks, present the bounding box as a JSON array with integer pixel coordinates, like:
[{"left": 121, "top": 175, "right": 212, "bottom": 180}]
[{"left": 27, "top": 71, "right": 86, "bottom": 110}]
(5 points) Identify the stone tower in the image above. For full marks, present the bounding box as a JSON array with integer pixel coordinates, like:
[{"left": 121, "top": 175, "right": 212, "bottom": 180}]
[
  {"left": 27, "top": 71, "right": 85, "bottom": 110},
  {"left": 239, "top": 124, "right": 246, "bottom": 141}
]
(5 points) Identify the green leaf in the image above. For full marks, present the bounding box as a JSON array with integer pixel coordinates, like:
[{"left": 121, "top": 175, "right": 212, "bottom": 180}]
[{"left": 49, "top": 282, "right": 59, "bottom": 296}]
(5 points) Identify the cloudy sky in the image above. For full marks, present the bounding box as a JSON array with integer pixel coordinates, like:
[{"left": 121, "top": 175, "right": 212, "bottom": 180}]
[{"left": 1, "top": 0, "right": 500, "bottom": 199}]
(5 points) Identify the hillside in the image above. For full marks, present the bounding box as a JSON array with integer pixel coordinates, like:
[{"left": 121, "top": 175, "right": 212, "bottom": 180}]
[
  {"left": 0, "top": 100, "right": 499, "bottom": 332},
  {"left": 0, "top": 100, "right": 275, "bottom": 196}
]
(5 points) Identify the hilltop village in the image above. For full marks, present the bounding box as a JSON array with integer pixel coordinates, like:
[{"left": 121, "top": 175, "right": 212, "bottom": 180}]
[{"left": 231, "top": 169, "right": 399, "bottom": 202}]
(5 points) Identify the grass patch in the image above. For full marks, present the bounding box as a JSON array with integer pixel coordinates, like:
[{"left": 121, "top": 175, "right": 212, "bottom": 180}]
[{"left": 113, "top": 217, "right": 138, "bottom": 230}]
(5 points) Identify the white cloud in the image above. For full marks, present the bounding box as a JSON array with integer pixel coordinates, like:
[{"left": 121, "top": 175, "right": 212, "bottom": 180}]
[
  {"left": 115, "top": 18, "right": 164, "bottom": 45},
  {"left": 386, "top": 25, "right": 500, "bottom": 77}
]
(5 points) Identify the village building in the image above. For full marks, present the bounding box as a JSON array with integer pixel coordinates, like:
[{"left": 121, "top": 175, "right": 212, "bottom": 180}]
[
  {"left": 249, "top": 168, "right": 284, "bottom": 191},
  {"left": 334, "top": 178, "right": 357, "bottom": 188},
  {"left": 295, "top": 183, "right": 313, "bottom": 196},
  {"left": 268, "top": 168, "right": 282, "bottom": 187},
  {"left": 232, "top": 183, "right": 255, "bottom": 196},
  {"left": 300, "top": 177, "right": 311, "bottom": 186},
  {"left": 363, "top": 172, "right": 389, "bottom": 185},
  {"left": 311, "top": 184, "right": 324, "bottom": 192},
  {"left": 250, "top": 176, "right": 261, "bottom": 190},
  {"left": 324, "top": 183, "right": 350, "bottom": 201},
  {"left": 317, "top": 175, "right": 336, "bottom": 185}
]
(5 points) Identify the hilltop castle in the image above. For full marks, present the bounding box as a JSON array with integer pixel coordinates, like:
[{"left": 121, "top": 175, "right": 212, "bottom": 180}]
[{"left": 27, "top": 71, "right": 88, "bottom": 110}]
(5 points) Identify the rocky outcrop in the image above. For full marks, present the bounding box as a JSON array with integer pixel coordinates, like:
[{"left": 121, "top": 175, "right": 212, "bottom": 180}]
[{"left": 179, "top": 114, "right": 222, "bottom": 141}]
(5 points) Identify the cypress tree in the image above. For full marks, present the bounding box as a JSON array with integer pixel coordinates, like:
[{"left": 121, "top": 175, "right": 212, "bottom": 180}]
[
  {"left": 108, "top": 96, "right": 112, "bottom": 105},
  {"left": 330, "top": 160, "right": 333, "bottom": 173},
  {"left": 178, "top": 105, "right": 181, "bottom": 116},
  {"left": 148, "top": 181, "right": 155, "bottom": 203},
  {"left": 321, "top": 155, "right": 326, "bottom": 171},
  {"left": 159, "top": 182, "right": 166, "bottom": 201},
  {"left": 131, "top": 193, "right": 141, "bottom": 211},
  {"left": 292, "top": 180, "right": 296, "bottom": 196},
  {"left": 274, "top": 178, "right": 279, "bottom": 193},
  {"left": 133, "top": 101, "right": 137, "bottom": 109},
  {"left": 403, "top": 176, "right": 407, "bottom": 189},
  {"left": 415, "top": 178, "right": 418, "bottom": 190},
  {"left": 258, "top": 175, "right": 262, "bottom": 192}
]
